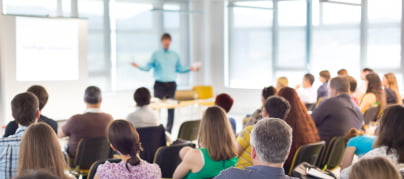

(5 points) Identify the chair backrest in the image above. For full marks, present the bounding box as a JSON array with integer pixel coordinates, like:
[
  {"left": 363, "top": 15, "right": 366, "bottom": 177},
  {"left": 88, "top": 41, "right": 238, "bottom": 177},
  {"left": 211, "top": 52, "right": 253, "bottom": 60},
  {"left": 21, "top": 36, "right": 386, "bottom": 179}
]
[
  {"left": 288, "top": 141, "right": 326, "bottom": 175},
  {"left": 175, "top": 90, "right": 197, "bottom": 101},
  {"left": 364, "top": 106, "right": 380, "bottom": 125},
  {"left": 192, "top": 86, "right": 214, "bottom": 99},
  {"left": 73, "top": 136, "right": 113, "bottom": 171},
  {"left": 137, "top": 124, "right": 167, "bottom": 163},
  {"left": 177, "top": 120, "right": 201, "bottom": 141},
  {"left": 320, "top": 137, "right": 346, "bottom": 170},
  {"left": 88, "top": 158, "right": 121, "bottom": 179},
  {"left": 153, "top": 143, "right": 196, "bottom": 178}
]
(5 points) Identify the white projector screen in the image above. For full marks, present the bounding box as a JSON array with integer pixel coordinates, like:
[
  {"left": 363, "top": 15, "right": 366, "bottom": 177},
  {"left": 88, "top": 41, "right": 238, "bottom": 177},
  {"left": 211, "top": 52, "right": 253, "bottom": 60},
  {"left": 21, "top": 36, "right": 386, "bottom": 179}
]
[{"left": 16, "top": 17, "right": 79, "bottom": 81}]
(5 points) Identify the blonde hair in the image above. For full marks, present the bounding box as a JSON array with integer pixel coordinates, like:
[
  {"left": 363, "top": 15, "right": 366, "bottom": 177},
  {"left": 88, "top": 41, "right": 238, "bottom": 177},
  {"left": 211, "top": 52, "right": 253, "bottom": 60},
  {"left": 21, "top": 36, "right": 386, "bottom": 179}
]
[
  {"left": 198, "top": 106, "right": 237, "bottom": 161},
  {"left": 349, "top": 157, "right": 401, "bottom": 179},
  {"left": 384, "top": 73, "right": 402, "bottom": 105},
  {"left": 277, "top": 77, "right": 289, "bottom": 90},
  {"left": 18, "top": 123, "right": 70, "bottom": 179}
]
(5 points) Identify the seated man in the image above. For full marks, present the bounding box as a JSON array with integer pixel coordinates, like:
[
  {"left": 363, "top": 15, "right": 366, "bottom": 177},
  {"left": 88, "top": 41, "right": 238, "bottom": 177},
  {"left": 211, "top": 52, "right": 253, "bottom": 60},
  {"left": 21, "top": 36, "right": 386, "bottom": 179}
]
[
  {"left": 312, "top": 76, "right": 363, "bottom": 142},
  {"left": 58, "top": 86, "right": 113, "bottom": 158},
  {"left": 215, "top": 118, "right": 297, "bottom": 179},
  {"left": 126, "top": 87, "right": 159, "bottom": 128},
  {"left": 236, "top": 96, "right": 291, "bottom": 169},
  {"left": 0, "top": 92, "right": 40, "bottom": 179},
  {"left": 297, "top": 73, "right": 317, "bottom": 109},
  {"left": 3, "top": 85, "right": 58, "bottom": 137},
  {"left": 215, "top": 93, "right": 237, "bottom": 133}
]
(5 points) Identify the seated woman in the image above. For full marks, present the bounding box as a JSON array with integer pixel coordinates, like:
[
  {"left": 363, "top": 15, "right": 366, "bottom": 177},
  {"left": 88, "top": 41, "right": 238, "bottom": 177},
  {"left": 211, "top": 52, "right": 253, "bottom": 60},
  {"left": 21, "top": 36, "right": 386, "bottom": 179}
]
[
  {"left": 95, "top": 120, "right": 161, "bottom": 179},
  {"left": 215, "top": 93, "right": 238, "bottom": 134},
  {"left": 340, "top": 105, "right": 404, "bottom": 179},
  {"left": 277, "top": 87, "right": 320, "bottom": 173},
  {"left": 382, "top": 73, "right": 402, "bottom": 105},
  {"left": 18, "top": 123, "right": 74, "bottom": 179},
  {"left": 360, "top": 73, "right": 386, "bottom": 118},
  {"left": 349, "top": 157, "right": 401, "bottom": 179},
  {"left": 173, "top": 106, "right": 237, "bottom": 179},
  {"left": 341, "top": 128, "right": 376, "bottom": 169},
  {"left": 243, "top": 86, "right": 277, "bottom": 127}
]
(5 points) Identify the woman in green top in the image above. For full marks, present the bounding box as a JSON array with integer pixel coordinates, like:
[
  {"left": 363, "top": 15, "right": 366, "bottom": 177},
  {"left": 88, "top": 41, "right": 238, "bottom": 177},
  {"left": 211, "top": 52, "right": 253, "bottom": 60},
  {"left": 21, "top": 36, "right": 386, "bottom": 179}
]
[{"left": 173, "top": 106, "right": 238, "bottom": 179}]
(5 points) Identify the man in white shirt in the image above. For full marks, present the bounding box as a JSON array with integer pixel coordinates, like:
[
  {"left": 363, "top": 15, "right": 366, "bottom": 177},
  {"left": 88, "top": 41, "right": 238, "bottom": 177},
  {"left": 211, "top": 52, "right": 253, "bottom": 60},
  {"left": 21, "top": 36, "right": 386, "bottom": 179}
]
[
  {"left": 297, "top": 73, "right": 317, "bottom": 108},
  {"left": 126, "top": 87, "right": 159, "bottom": 128}
]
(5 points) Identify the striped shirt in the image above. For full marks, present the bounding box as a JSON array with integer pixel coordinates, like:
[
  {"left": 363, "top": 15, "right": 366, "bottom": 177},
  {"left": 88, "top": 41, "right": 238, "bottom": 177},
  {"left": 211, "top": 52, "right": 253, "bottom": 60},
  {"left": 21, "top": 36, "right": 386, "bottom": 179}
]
[
  {"left": 236, "top": 126, "right": 254, "bottom": 169},
  {"left": 0, "top": 126, "right": 27, "bottom": 179}
]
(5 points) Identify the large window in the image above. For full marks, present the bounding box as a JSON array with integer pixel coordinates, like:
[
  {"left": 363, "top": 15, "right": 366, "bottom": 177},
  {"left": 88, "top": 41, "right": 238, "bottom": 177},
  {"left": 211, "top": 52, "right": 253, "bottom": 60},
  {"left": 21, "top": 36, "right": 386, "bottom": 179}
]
[{"left": 227, "top": 0, "right": 404, "bottom": 89}]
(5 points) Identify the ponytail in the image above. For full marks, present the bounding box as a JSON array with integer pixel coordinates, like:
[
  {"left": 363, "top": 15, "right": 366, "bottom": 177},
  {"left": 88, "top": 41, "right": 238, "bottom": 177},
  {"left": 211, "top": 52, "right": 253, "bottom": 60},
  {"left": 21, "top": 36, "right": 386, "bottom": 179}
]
[{"left": 125, "top": 141, "right": 142, "bottom": 171}]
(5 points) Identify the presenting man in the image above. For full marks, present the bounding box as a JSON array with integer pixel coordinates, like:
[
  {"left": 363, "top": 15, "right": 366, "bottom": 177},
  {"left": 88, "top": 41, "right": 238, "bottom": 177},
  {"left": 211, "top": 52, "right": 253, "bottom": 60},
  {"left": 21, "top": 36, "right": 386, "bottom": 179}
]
[{"left": 131, "top": 33, "right": 199, "bottom": 133}]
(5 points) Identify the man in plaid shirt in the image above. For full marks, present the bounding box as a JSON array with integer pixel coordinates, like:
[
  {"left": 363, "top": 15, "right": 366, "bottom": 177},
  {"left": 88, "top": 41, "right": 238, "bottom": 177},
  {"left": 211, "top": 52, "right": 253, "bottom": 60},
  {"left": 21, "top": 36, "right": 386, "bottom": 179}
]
[{"left": 0, "top": 92, "right": 40, "bottom": 179}]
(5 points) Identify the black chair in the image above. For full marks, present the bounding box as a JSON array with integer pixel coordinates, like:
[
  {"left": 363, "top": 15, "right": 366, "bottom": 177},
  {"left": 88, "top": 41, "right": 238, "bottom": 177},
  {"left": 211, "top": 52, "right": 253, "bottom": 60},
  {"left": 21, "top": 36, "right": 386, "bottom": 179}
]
[
  {"left": 68, "top": 136, "right": 113, "bottom": 177},
  {"left": 153, "top": 143, "right": 196, "bottom": 178},
  {"left": 289, "top": 141, "right": 326, "bottom": 176},
  {"left": 137, "top": 124, "right": 167, "bottom": 163},
  {"left": 87, "top": 158, "right": 121, "bottom": 179},
  {"left": 364, "top": 106, "right": 380, "bottom": 125},
  {"left": 177, "top": 120, "right": 200, "bottom": 141},
  {"left": 319, "top": 137, "right": 346, "bottom": 170}
]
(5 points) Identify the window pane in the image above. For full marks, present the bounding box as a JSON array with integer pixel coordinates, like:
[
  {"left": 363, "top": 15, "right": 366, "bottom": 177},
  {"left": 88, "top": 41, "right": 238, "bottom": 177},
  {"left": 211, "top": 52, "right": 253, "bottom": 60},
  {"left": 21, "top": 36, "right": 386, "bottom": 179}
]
[
  {"left": 233, "top": 7, "right": 273, "bottom": 27},
  {"left": 87, "top": 31, "right": 106, "bottom": 72},
  {"left": 278, "top": 0, "right": 306, "bottom": 68},
  {"left": 164, "top": 4, "right": 181, "bottom": 29},
  {"left": 4, "top": 0, "right": 57, "bottom": 16},
  {"left": 367, "top": 27, "right": 401, "bottom": 68},
  {"left": 115, "top": 2, "right": 153, "bottom": 30},
  {"left": 368, "top": 0, "right": 402, "bottom": 23},
  {"left": 312, "top": 28, "right": 360, "bottom": 75},
  {"left": 78, "top": 0, "right": 104, "bottom": 29},
  {"left": 229, "top": 30, "right": 272, "bottom": 88},
  {"left": 313, "top": 1, "right": 361, "bottom": 25}
]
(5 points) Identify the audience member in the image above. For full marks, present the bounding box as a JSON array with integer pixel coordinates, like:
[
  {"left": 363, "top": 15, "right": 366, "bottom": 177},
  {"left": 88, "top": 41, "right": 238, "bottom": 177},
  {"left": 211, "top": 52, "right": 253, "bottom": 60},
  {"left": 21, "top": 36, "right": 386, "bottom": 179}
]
[
  {"left": 340, "top": 105, "right": 404, "bottom": 178},
  {"left": 4, "top": 85, "right": 57, "bottom": 137},
  {"left": 341, "top": 128, "right": 376, "bottom": 169},
  {"left": 346, "top": 76, "right": 360, "bottom": 105},
  {"left": 349, "top": 157, "right": 401, "bottom": 179},
  {"left": 243, "top": 86, "right": 277, "bottom": 127},
  {"left": 94, "top": 120, "right": 161, "bottom": 179},
  {"left": 312, "top": 76, "right": 363, "bottom": 142},
  {"left": 58, "top": 86, "right": 113, "bottom": 158},
  {"left": 215, "top": 118, "right": 297, "bottom": 179},
  {"left": 173, "top": 106, "right": 237, "bottom": 179},
  {"left": 383, "top": 73, "right": 402, "bottom": 105},
  {"left": 360, "top": 73, "right": 386, "bottom": 117},
  {"left": 0, "top": 92, "right": 40, "bottom": 179},
  {"left": 278, "top": 87, "right": 320, "bottom": 172},
  {"left": 126, "top": 87, "right": 159, "bottom": 128},
  {"left": 16, "top": 170, "right": 60, "bottom": 179},
  {"left": 215, "top": 93, "right": 237, "bottom": 133},
  {"left": 338, "top": 69, "right": 349, "bottom": 76},
  {"left": 276, "top": 77, "right": 289, "bottom": 91},
  {"left": 355, "top": 68, "right": 374, "bottom": 100},
  {"left": 18, "top": 123, "right": 74, "bottom": 179},
  {"left": 236, "top": 96, "right": 290, "bottom": 169},
  {"left": 296, "top": 73, "right": 317, "bottom": 108},
  {"left": 317, "top": 70, "right": 331, "bottom": 100}
]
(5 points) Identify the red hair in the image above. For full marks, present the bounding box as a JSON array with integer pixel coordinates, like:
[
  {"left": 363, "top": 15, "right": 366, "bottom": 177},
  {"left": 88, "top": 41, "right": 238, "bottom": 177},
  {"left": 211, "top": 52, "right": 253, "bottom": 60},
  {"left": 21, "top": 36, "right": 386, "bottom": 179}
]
[{"left": 215, "top": 93, "right": 234, "bottom": 113}]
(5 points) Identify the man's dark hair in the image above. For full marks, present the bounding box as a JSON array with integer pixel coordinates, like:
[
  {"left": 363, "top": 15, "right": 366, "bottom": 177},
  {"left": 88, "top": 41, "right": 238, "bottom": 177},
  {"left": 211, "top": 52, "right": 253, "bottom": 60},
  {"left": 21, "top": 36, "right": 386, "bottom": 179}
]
[
  {"left": 27, "top": 85, "right": 48, "bottom": 110},
  {"left": 264, "top": 96, "right": 291, "bottom": 119},
  {"left": 161, "top": 33, "right": 172, "bottom": 41},
  {"left": 363, "top": 68, "right": 374, "bottom": 73},
  {"left": 12, "top": 92, "right": 39, "bottom": 126},
  {"left": 319, "top": 70, "right": 331, "bottom": 82},
  {"left": 84, "top": 86, "right": 102, "bottom": 104},
  {"left": 304, "top": 73, "right": 315, "bottom": 85},
  {"left": 346, "top": 76, "right": 357, "bottom": 93},
  {"left": 337, "top": 69, "right": 348, "bottom": 76},
  {"left": 134, "top": 87, "right": 151, "bottom": 107},
  {"left": 262, "top": 86, "right": 277, "bottom": 100}
]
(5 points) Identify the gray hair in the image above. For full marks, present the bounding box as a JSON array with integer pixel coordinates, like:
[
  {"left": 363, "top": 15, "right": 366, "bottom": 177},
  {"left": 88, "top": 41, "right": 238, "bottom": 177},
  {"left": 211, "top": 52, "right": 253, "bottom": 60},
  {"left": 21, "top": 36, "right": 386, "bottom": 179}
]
[{"left": 250, "top": 118, "right": 293, "bottom": 164}]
